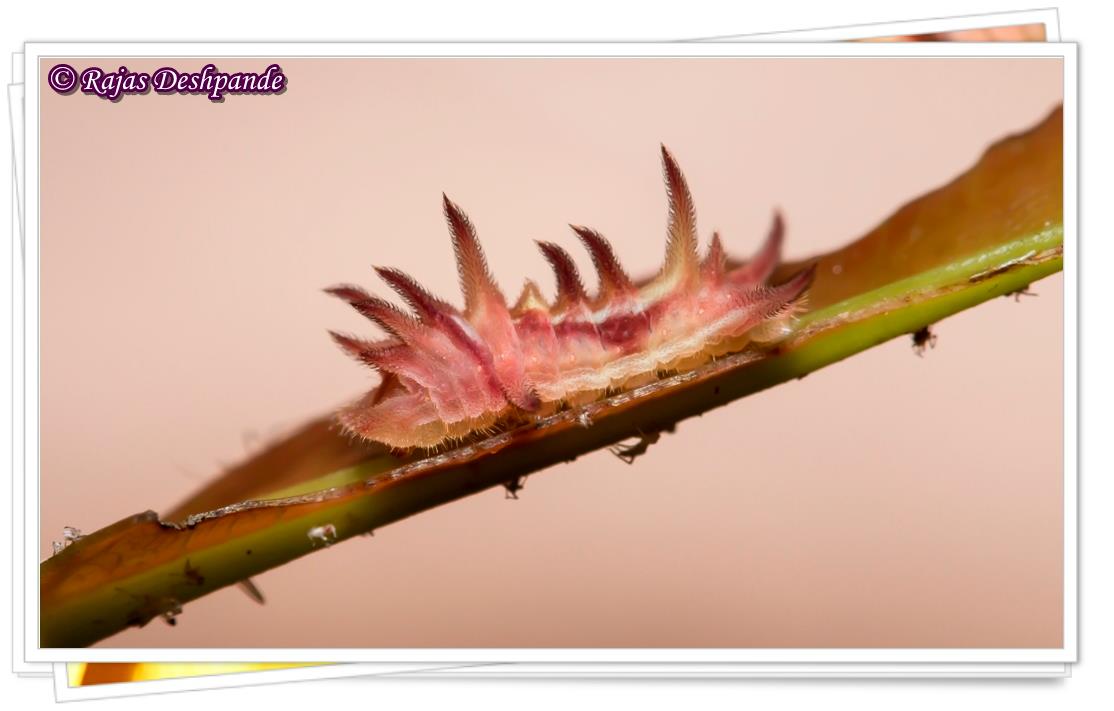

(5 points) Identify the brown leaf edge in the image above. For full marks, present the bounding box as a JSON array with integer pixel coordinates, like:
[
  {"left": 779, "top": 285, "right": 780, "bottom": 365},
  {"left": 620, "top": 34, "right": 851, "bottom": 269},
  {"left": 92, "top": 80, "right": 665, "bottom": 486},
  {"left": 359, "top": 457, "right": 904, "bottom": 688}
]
[{"left": 41, "top": 106, "right": 1064, "bottom": 648}]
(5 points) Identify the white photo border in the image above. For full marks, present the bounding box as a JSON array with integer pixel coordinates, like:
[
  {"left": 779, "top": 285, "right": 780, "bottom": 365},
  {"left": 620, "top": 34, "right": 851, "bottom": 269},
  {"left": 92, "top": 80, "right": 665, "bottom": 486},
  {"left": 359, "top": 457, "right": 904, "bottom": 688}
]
[
  {"left": 53, "top": 661, "right": 1072, "bottom": 701},
  {"left": 20, "top": 10, "right": 1066, "bottom": 685},
  {"left": 696, "top": 7, "right": 1060, "bottom": 42},
  {"left": 52, "top": 662, "right": 493, "bottom": 702},
  {"left": 21, "top": 41, "right": 1078, "bottom": 663}
]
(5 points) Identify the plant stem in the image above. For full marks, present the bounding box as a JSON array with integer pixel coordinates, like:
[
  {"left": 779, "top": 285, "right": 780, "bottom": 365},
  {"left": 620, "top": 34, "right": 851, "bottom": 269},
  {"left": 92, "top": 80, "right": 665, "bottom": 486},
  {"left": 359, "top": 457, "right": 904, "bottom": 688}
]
[{"left": 40, "top": 231, "right": 1060, "bottom": 648}]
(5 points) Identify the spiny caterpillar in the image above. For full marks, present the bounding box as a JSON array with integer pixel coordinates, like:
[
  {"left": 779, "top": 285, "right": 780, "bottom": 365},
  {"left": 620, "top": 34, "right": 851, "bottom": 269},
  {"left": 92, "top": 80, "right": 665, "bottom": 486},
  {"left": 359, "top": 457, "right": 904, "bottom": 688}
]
[{"left": 327, "top": 147, "right": 815, "bottom": 450}]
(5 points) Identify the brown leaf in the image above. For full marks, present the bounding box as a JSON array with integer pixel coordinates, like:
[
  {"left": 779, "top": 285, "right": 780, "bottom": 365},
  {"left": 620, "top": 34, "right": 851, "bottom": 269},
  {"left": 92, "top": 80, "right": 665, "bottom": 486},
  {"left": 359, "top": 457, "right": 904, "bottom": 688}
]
[{"left": 42, "top": 106, "right": 1064, "bottom": 648}]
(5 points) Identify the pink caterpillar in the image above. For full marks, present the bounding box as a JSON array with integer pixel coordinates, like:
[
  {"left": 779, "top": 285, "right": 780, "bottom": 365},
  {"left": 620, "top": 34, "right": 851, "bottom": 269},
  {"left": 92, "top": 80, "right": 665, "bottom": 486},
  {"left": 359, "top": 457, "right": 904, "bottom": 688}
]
[{"left": 327, "top": 147, "right": 814, "bottom": 449}]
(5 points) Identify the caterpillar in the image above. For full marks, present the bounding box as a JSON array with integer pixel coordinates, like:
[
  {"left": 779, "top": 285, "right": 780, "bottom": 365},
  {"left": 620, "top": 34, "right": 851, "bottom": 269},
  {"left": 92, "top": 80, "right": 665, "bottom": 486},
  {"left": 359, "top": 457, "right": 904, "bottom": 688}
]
[{"left": 327, "top": 147, "right": 815, "bottom": 450}]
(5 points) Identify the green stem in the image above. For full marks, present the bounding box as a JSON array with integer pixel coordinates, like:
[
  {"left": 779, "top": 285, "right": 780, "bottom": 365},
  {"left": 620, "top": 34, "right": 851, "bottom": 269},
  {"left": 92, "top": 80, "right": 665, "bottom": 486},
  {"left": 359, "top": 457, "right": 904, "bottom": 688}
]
[
  {"left": 40, "top": 229, "right": 1061, "bottom": 648},
  {"left": 41, "top": 106, "right": 1065, "bottom": 647}
]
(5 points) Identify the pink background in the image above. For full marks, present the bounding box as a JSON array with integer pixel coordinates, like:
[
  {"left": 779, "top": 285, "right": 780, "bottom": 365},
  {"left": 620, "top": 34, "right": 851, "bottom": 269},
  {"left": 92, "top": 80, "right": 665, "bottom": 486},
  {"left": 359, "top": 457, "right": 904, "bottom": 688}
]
[{"left": 39, "top": 57, "right": 1064, "bottom": 648}]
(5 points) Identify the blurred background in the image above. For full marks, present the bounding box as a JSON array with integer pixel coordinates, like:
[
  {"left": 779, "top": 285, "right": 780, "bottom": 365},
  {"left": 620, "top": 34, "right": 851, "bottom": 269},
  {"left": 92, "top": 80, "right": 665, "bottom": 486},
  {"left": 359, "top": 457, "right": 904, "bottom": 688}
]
[{"left": 39, "top": 56, "right": 1064, "bottom": 648}]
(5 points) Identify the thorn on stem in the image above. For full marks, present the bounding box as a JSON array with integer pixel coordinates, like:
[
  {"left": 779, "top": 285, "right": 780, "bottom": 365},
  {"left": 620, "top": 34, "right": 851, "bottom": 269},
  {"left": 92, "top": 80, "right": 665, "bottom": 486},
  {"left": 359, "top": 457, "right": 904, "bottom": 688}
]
[
  {"left": 238, "top": 578, "right": 266, "bottom": 605},
  {"left": 503, "top": 476, "right": 527, "bottom": 499},
  {"left": 1005, "top": 286, "right": 1038, "bottom": 302},
  {"left": 912, "top": 326, "right": 937, "bottom": 357},
  {"left": 307, "top": 524, "right": 338, "bottom": 547},
  {"left": 161, "top": 599, "right": 182, "bottom": 626},
  {"left": 183, "top": 559, "right": 205, "bottom": 586},
  {"left": 609, "top": 425, "right": 676, "bottom": 464}
]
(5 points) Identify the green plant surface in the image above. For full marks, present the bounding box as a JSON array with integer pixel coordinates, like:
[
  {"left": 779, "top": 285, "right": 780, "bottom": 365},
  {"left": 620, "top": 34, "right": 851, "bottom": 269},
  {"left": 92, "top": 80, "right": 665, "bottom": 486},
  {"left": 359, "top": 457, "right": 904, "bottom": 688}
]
[{"left": 40, "top": 106, "right": 1064, "bottom": 648}]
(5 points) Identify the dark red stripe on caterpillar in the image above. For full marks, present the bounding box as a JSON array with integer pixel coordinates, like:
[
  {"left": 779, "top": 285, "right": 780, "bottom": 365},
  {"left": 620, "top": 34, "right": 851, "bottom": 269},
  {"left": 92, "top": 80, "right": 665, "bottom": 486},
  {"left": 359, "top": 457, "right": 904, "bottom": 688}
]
[{"left": 327, "top": 146, "right": 815, "bottom": 449}]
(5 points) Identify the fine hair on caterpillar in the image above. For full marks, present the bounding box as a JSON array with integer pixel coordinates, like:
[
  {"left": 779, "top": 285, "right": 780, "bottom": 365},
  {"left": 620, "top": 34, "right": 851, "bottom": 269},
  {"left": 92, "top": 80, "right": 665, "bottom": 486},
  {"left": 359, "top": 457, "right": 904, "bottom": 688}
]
[{"left": 327, "top": 146, "right": 815, "bottom": 450}]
